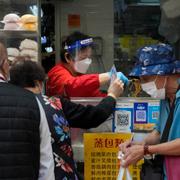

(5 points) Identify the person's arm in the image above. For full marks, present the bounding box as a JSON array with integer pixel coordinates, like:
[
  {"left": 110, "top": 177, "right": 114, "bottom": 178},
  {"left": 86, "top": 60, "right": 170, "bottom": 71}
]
[
  {"left": 65, "top": 74, "right": 107, "bottom": 97},
  {"left": 99, "top": 72, "right": 129, "bottom": 86},
  {"left": 47, "top": 66, "right": 106, "bottom": 97},
  {"left": 61, "top": 78, "right": 124, "bottom": 129},
  {"left": 99, "top": 73, "right": 110, "bottom": 86},
  {"left": 61, "top": 95, "right": 116, "bottom": 128},
  {"left": 143, "top": 129, "right": 160, "bottom": 145},
  {"left": 36, "top": 98, "right": 55, "bottom": 180},
  {"left": 120, "top": 129, "right": 160, "bottom": 154},
  {"left": 148, "top": 138, "right": 180, "bottom": 155},
  {"left": 122, "top": 138, "right": 180, "bottom": 167},
  {"left": 121, "top": 128, "right": 178, "bottom": 167}
]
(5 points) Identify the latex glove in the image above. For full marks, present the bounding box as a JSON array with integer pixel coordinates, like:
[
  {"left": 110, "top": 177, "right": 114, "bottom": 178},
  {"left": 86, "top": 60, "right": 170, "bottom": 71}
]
[{"left": 117, "top": 72, "right": 129, "bottom": 85}]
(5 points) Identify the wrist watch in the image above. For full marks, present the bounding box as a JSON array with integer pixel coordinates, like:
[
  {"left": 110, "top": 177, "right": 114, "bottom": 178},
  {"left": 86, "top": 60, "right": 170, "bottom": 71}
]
[
  {"left": 144, "top": 145, "right": 150, "bottom": 155},
  {"left": 144, "top": 145, "right": 153, "bottom": 159}
]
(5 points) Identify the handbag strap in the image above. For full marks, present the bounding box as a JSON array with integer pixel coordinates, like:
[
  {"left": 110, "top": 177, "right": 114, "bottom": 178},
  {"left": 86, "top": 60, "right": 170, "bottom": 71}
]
[
  {"left": 160, "top": 99, "right": 175, "bottom": 143},
  {"left": 160, "top": 85, "right": 180, "bottom": 143}
]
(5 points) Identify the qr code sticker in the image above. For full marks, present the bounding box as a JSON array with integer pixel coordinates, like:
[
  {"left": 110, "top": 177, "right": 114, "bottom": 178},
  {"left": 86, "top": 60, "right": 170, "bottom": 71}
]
[
  {"left": 152, "top": 111, "right": 159, "bottom": 120},
  {"left": 116, "top": 111, "right": 130, "bottom": 127},
  {"left": 136, "top": 110, "right": 146, "bottom": 122}
]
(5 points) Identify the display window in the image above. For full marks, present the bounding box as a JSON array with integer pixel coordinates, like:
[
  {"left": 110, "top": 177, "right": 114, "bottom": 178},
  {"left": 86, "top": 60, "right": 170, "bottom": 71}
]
[{"left": 0, "top": 0, "right": 40, "bottom": 64}]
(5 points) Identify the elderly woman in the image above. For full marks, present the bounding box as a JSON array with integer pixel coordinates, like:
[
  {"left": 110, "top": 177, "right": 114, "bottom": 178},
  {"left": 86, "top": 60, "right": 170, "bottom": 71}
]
[
  {"left": 120, "top": 44, "right": 180, "bottom": 180},
  {"left": 10, "top": 59, "right": 124, "bottom": 180},
  {"left": 0, "top": 43, "right": 54, "bottom": 179}
]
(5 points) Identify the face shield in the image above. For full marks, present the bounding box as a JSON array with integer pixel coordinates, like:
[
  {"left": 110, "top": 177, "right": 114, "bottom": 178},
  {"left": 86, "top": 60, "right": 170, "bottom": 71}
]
[{"left": 65, "top": 38, "right": 93, "bottom": 73}]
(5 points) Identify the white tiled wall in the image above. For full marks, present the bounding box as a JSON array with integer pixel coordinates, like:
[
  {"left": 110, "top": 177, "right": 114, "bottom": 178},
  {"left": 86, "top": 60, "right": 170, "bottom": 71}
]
[{"left": 59, "top": 0, "right": 114, "bottom": 72}]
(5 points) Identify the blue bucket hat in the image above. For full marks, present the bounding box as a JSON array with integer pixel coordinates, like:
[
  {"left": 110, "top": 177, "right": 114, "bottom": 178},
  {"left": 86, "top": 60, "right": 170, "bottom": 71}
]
[{"left": 129, "top": 43, "right": 180, "bottom": 76}]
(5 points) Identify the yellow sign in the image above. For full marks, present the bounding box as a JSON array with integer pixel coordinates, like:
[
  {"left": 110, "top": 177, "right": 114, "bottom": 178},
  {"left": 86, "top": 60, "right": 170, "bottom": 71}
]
[
  {"left": 119, "top": 35, "right": 159, "bottom": 58},
  {"left": 84, "top": 133, "right": 143, "bottom": 180}
]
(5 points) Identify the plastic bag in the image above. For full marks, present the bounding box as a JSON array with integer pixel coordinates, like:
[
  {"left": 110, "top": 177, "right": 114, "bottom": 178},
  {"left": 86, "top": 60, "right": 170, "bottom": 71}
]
[
  {"left": 110, "top": 65, "right": 117, "bottom": 85},
  {"left": 117, "top": 151, "right": 132, "bottom": 180},
  {"left": 117, "top": 167, "right": 132, "bottom": 180}
]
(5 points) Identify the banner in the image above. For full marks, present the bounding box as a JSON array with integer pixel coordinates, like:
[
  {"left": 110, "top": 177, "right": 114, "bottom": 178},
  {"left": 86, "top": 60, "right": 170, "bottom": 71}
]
[
  {"left": 113, "top": 100, "right": 160, "bottom": 132},
  {"left": 84, "top": 133, "right": 143, "bottom": 180}
]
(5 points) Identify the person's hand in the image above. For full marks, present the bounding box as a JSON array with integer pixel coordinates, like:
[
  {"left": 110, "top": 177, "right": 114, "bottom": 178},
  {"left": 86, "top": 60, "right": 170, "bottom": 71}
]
[
  {"left": 117, "top": 72, "right": 129, "bottom": 85},
  {"left": 121, "top": 145, "right": 144, "bottom": 167},
  {"left": 107, "top": 78, "right": 124, "bottom": 99},
  {"left": 119, "top": 139, "right": 145, "bottom": 154},
  {"left": 119, "top": 140, "right": 132, "bottom": 154}
]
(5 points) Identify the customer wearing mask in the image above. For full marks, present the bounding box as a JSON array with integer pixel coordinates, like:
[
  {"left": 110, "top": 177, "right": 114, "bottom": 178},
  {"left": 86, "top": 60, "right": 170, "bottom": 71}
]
[
  {"left": 10, "top": 59, "right": 124, "bottom": 179},
  {"left": 0, "top": 42, "right": 54, "bottom": 179},
  {"left": 46, "top": 31, "right": 128, "bottom": 97},
  {"left": 119, "top": 44, "right": 180, "bottom": 179}
]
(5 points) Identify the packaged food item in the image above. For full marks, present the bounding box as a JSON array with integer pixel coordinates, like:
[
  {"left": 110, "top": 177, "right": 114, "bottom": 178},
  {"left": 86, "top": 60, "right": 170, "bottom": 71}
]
[
  {"left": 19, "top": 39, "right": 38, "bottom": 51},
  {"left": 1, "top": 13, "right": 21, "bottom": 30},
  {"left": 19, "top": 39, "right": 38, "bottom": 62},
  {"left": 20, "top": 14, "right": 37, "bottom": 31},
  {"left": 2, "top": 13, "right": 20, "bottom": 23},
  {"left": 7, "top": 47, "right": 20, "bottom": 62}
]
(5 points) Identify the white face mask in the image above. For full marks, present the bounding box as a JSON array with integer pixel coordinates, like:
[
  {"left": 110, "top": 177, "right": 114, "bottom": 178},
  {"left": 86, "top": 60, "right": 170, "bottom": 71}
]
[
  {"left": 151, "top": 88, "right": 166, "bottom": 99},
  {"left": 141, "top": 81, "right": 157, "bottom": 96},
  {"left": 74, "top": 58, "right": 92, "bottom": 74},
  {"left": 141, "top": 77, "right": 167, "bottom": 99}
]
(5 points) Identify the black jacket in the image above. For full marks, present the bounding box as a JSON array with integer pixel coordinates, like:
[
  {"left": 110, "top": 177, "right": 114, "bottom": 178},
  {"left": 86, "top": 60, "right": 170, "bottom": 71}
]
[
  {"left": 0, "top": 83, "right": 40, "bottom": 180},
  {"left": 61, "top": 96, "right": 116, "bottom": 129}
]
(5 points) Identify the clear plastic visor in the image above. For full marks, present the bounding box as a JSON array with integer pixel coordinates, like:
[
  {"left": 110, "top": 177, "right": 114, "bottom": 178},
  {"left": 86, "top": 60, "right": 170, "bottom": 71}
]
[{"left": 64, "top": 38, "right": 93, "bottom": 61}]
